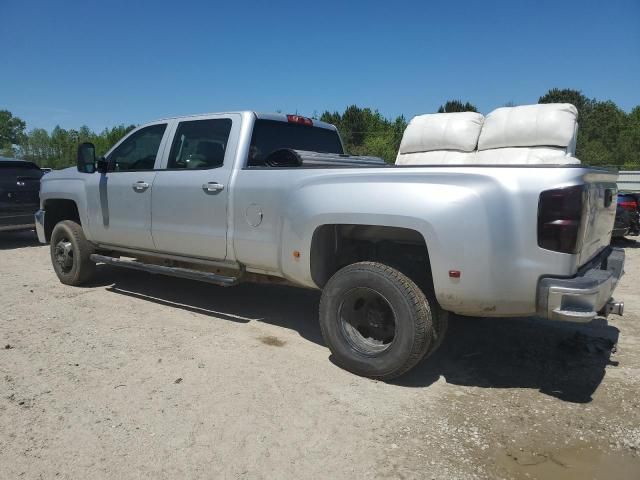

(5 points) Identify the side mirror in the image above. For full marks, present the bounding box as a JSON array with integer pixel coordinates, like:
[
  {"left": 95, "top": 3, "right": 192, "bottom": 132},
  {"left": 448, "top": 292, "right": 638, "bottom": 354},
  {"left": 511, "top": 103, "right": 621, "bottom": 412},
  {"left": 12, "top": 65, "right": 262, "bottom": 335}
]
[
  {"left": 77, "top": 142, "right": 96, "bottom": 173},
  {"left": 96, "top": 157, "right": 109, "bottom": 174}
]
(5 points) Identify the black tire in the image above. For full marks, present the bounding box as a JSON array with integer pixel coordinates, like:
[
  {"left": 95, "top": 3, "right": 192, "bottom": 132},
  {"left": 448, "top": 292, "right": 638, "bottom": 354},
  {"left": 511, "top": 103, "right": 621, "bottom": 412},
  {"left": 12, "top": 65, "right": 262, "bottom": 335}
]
[
  {"left": 424, "top": 306, "right": 448, "bottom": 359},
  {"left": 319, "top": 261, "right": 434, "bottom": 380},
  {"left": 50, "top": 220, "right": 96, "bottom": 286},
  {"left": 380, "top": 259, "right": 449, "bottom": 360}
]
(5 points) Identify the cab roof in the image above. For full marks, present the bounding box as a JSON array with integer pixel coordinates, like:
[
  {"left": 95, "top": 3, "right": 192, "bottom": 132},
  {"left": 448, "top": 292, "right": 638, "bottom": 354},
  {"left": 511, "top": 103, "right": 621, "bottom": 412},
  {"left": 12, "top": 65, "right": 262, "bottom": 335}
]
[{"left": 153, "top": 111, "right": 337, "bottom": 131}]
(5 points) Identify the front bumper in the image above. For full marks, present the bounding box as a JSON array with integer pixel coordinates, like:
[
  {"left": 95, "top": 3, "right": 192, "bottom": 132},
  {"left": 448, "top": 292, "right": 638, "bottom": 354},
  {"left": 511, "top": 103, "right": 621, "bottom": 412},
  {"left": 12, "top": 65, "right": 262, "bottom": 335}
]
[
  {"left": 35, "top": 209, "right": 46, "bottom": 243},
  {"left": 537, "top": 247, "right": 625, "bottom": 323}
]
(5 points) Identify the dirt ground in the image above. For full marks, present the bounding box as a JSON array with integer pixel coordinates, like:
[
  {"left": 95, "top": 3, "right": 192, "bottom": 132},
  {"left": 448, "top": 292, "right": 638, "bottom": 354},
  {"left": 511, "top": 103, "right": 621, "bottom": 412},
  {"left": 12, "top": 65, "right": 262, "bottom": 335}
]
[{"left": 1, "top": 231, "right": 639, "bottom": 480}]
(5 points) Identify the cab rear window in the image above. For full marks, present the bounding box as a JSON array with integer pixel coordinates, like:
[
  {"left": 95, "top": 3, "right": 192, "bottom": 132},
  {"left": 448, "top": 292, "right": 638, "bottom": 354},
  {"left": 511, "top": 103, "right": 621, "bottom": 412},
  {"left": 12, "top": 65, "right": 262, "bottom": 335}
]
[{"left": 247, "top": 120, "right": 343, "bottom": 167}]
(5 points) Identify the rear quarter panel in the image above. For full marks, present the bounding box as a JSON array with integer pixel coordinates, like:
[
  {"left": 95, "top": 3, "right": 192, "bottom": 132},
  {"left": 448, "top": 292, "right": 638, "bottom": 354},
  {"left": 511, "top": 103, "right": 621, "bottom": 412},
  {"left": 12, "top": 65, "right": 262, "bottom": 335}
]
[{"left": 232, "top": 165, "right": 603, "bottom": 317}]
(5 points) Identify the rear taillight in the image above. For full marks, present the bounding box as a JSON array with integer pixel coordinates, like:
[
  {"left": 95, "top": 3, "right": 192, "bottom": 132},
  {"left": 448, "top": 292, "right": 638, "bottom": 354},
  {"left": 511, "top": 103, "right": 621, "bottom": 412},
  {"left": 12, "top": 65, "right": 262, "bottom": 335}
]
[
  {"left": 619, "top": 200, "right": 638, "bottom": 210},
  {"left": 538, "top": 185, "right": 584, "bottom": 254},
  {"left": 287, "top": 114, "right": 313, "bottom": 126}
]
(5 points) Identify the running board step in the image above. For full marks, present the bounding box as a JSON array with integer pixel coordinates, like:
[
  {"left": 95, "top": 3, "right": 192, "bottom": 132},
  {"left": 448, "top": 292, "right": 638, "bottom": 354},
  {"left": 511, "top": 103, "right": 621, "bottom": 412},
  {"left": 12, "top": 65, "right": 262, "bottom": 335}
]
[{"left": 90, "top": 254, "right": 241, "bottom": 287}]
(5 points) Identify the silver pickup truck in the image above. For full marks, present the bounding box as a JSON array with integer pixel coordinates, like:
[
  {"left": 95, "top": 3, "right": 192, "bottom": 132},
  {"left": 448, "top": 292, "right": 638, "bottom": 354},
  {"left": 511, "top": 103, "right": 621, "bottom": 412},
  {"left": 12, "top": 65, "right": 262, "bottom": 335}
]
[{"left": 36, "top": 111, "right": 625, "bottom": 379}]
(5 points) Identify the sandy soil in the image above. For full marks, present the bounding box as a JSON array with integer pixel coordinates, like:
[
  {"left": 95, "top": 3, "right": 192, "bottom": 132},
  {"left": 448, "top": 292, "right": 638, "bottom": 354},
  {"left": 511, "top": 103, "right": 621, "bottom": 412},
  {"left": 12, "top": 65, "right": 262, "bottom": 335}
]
[{"left": 1, "top": 231, "right": 639, "bottom": 479}]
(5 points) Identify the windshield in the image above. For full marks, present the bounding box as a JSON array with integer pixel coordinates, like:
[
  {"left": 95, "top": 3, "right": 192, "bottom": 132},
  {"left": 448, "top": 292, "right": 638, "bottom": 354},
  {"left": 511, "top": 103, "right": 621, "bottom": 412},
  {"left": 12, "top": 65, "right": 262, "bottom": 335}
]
[{"left": 248, "top": 119, "right": 343, "bottom": 167}]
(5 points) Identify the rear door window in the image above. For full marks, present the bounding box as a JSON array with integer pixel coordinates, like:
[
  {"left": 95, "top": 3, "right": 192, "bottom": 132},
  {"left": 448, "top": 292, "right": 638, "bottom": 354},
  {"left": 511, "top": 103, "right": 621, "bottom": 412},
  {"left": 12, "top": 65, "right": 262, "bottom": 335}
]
[{"left": 166, "top": 119, "right": 232, "bottom": 170}]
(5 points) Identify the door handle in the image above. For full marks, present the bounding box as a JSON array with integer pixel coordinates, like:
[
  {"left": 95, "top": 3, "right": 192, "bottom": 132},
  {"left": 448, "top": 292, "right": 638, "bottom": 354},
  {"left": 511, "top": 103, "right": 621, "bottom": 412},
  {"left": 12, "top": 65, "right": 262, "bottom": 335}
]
[
  {"left": 202, "top": 182, "right": 224, "bottom": 193},
  {"left": 132, "top": 181, "right": 150, "bottom": 192}
]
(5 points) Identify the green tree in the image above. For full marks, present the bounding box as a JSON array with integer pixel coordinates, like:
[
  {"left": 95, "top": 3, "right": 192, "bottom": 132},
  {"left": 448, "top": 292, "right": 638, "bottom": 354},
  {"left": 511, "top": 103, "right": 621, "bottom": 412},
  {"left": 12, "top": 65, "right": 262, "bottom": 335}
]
[
  {"left": 1, "top": 144, "right": 17, "bottom": 157},
  {"left": 538, "top": 88, "right": 593, "bottom": 115},
  {"left": 617, "top": 106, "right": 640, "bottom": 168},
  {"left": 0, "top": 110, "right": 26, "bottom": 153},
  {"left": 320, "top": 106, "right": 407, "bottom": 163},
  {"left": 436, "top": 100, "right": 478, "bottom": 113},
  {"left": 392, "top": 115, "right": 408, "bottom": 153},
  {"left": 538, "top": 88, "right": 634, "bottom": 167},
  {"left": 580, "top": 100, "right": 626, "bottom": 159},
  {"left": 21, "top": 128, "right": 53, "bottom": 166},
  {"left": 340, "top": 105, "right": 372, "bottom": 146},
  {"left": 19, "top": 122, "right": 136, "bottom": 168},
  {"left": 580, "top": 140, "right": 614, "bottom": 166}
]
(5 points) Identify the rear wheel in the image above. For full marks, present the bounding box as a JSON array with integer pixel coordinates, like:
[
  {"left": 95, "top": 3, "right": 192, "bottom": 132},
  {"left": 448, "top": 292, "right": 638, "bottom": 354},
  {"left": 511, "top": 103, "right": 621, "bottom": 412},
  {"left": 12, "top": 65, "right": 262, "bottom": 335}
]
[
  {"left": 50, "top": 220, "right": 95, "bottom": 286},
  {"left": 424, "top": 306, "right": 448, "bottom": 359},
  {"left": 319, "top": 261, "right": 435, "bottom": 380}
]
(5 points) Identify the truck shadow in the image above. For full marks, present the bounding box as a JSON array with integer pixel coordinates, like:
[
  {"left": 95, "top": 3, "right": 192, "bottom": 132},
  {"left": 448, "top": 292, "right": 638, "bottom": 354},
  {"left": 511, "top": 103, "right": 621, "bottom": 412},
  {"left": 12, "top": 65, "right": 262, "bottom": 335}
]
[
  {"left": 95, "top": 266, "right": 618, "bottom": 404},
  {"left": 94, "top": 265, "right": 324, "bottom": 345},
  {"left": 0, "top": 230, "right": 41, "bottom": 250},
  {"left": 395, "top": 315, "right": 620, "bottom": 404},
  {"left": 611, "top": 237, "right": 640, "bottom": 249}
]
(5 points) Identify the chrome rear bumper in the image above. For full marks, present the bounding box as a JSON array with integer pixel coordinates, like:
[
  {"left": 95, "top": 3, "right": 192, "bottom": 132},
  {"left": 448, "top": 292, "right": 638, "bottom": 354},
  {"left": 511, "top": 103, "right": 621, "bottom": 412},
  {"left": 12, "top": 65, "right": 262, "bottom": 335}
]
[{"left": 537, "top": 247, "right": 625, "bottom": 323}]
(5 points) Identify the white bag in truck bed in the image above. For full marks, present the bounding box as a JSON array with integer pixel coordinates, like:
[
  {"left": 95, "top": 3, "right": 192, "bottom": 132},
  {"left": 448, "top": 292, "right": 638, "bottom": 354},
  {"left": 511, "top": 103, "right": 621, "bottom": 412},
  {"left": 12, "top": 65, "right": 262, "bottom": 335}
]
[
  {"left": 478, "top": 103, "right": 578, "bottom": 152},
  {"left": 475, "top": 147, "right": 579, "bottom": 165},
  {"left": 395, "top": 103, "right": 580, "bottom": 166},
  {"left": 398, "top": 112, "right": 484, "bottom": 154},
  {"left": 396, "top": 147, "right": 580, "bottom": 166},
  {"left": 396, "top": 150, "right": 476, "bottom": 165}
]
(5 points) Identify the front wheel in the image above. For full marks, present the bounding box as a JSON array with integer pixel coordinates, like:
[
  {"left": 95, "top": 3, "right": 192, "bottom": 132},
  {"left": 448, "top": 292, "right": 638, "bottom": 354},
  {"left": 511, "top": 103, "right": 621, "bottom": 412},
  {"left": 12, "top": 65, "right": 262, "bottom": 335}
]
[
  {"left": 50, "top": 220, "right": 96, "bottom": 286},
  {"left": 319, "top": 262, "right": 435, "bottom": 380}
]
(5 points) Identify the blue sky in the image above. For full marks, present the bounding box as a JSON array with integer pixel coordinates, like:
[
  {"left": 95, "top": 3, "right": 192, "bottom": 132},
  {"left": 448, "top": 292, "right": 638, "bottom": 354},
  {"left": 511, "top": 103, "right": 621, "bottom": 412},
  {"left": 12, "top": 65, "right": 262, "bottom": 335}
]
[{"left": 1, "top": 0, "right": 638, "bottom": 132}]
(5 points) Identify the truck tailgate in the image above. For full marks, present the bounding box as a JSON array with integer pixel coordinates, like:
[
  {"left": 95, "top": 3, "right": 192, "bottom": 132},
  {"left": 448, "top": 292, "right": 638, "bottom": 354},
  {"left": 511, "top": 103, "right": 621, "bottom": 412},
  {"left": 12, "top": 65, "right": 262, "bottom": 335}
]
[{"left": 577, "top": 170, "right": 618, "bottom": 266}]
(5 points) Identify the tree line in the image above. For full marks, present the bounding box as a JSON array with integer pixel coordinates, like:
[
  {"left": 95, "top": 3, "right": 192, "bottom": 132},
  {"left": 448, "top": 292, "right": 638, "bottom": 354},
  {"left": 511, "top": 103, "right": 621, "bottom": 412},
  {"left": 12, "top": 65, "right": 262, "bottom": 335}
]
[
  {"left": 0, "top": 115, "right": 136, "bottom": 169},
  {"left": 320, "top": 90, "right": 639, "bottom": 167},
  {"left": 1, "top": 88, "right": 638, "bottom": 168}
]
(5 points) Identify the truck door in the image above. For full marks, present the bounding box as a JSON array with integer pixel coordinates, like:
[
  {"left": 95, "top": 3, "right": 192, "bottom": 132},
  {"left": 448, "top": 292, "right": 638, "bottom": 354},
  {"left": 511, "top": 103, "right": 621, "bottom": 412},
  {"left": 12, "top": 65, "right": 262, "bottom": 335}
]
[
  {"left": 84, "top": 122, "right": 169, "bottom": 250},
  {"left": 150, "top": 114, "right": 240, "bottom": 260}
]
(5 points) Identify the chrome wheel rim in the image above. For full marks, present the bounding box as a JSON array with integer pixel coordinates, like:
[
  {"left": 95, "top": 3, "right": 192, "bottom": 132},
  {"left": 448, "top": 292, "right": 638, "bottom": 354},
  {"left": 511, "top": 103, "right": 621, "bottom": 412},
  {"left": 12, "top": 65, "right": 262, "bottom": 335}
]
[{"left": 54, "top": 238, "right": 74, "bottom": 273}]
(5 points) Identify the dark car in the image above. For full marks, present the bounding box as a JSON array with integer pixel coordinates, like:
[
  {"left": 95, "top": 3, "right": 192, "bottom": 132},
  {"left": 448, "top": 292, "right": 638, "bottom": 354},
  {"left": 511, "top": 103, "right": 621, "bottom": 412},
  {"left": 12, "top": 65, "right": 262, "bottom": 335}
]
[
  {"left": 0, "top": 157, "right": 43, "bottom": 232},
  {"left": 612, "top": 193, "right": 639, "bottom": 238}
]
